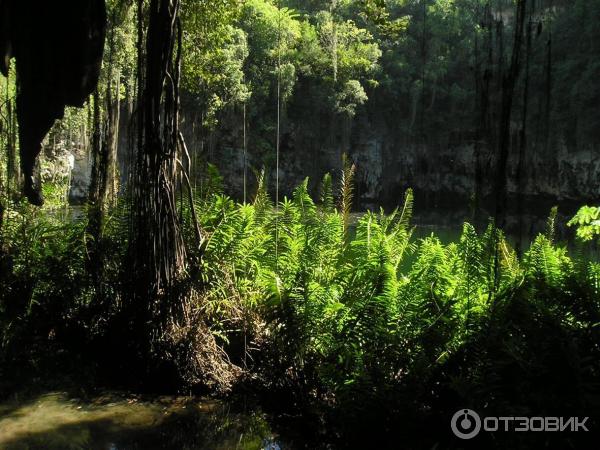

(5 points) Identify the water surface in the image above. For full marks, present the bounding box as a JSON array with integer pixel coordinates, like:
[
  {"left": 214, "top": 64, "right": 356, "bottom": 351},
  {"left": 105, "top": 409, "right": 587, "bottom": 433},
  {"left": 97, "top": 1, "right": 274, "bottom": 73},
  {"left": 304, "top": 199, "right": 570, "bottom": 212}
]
[{"left": 0, "top": 392, "right": 282, "bottom": 450}]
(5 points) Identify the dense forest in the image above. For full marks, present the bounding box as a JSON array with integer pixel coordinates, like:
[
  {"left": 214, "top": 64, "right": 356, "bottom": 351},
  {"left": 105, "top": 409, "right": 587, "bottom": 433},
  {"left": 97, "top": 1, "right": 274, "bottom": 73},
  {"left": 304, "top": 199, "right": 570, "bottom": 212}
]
[{"left": 1, "top": 0, "right": 600, "bottom": 449}]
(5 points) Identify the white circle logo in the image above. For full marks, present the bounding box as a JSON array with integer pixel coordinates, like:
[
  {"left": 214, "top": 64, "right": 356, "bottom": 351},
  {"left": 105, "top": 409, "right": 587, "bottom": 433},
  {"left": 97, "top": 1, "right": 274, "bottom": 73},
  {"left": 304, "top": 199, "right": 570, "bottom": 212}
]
[{"left": 451, "top": 409, "right": 481, "bottom": 439}]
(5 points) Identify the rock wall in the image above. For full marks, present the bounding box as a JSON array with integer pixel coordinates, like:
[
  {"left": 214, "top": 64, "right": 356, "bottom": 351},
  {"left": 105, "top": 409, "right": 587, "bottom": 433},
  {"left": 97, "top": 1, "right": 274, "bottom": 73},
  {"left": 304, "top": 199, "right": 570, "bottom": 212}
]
[
  {"left": 200, "top": 103, "right": 600, "bottom": 222},
  {"left": 64, "top": 100, "right": 599, "bottom": 224},
  {"left": 40, "top": 136, "right": 91, "bottom": 204}
]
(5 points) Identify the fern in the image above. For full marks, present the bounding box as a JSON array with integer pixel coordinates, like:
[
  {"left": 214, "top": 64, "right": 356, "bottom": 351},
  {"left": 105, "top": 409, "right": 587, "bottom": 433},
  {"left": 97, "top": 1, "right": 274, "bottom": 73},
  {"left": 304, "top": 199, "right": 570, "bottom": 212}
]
[
  {"left": 3, "top": 172, "right": 599, "bottom": 447},
  {"left": 252, "top": 167, "right": 272, "bottom": 225},
  {"left": 397, "top": 188, "right": 414, "bottom": 233},
  {"left": 319, "top": 172, "right": 335, "bottom": 212},
  {"left": 339, "top": 154, "right": 356, "bottom": 238},
  {"left": 568, "top": 205, "right": 600, "bottom": 242}
]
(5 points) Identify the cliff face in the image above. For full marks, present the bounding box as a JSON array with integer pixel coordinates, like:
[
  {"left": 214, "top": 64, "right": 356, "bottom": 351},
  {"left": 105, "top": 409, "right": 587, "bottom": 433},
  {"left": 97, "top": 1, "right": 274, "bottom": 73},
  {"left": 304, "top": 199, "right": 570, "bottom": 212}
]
[
  {"left": 200, "top": 101, "right": 599, "bottom": 222},
  {"left": 61, "top": 98, "right": 598, "bottom": 228}
]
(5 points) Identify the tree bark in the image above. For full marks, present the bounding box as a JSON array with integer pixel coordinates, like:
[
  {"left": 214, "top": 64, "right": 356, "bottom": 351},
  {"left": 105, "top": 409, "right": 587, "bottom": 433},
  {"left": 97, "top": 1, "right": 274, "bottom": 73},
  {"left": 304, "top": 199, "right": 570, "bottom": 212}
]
[
  {"left": 516, "top": 18, "right": 532, "bottom": 256},
  {"left": 130, "top": 0, "right": 185, "bottom": 307},
  {"left": 106, "top": 73, "right": 121, "bottom": 205},
  {"left": 494, "top": 0, "right": 527, "bottom": 228},
  {"left": 474, "top": 1, "right": 493, "bottom": 225}
]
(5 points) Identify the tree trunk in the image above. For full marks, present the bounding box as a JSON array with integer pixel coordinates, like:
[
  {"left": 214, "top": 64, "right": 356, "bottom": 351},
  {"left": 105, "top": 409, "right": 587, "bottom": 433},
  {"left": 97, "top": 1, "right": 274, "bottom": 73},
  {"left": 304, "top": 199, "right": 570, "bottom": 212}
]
[
  {"left": 86, "top": 89, "right": 106, "bottom": 292},
  {"left": 516, "top": 18, "right": 532, "bottom": 256},
  {"left": 494, "top": 0, "right": 527, "bottom": 228},
  {"left": 544, "top": 30, "right": 552, "bottom": 155},
  {"left": 106, "top": 72, "right": 120, "bottom": 204},
  {"left": 88, "top": 90, "right": 105, "bottom": 209},
  {"left": 474, "top": 1, "right": 493, "bottom": 225},
  {"left": 130, "top": 0, "right": 185, "bottom": 307}
]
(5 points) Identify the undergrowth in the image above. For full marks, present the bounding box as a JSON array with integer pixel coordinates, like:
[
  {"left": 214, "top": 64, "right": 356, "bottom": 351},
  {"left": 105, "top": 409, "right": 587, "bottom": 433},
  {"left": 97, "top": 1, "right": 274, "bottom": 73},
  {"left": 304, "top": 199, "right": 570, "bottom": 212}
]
[{"left": 1, "top": 175, "right": 600, "bottom": 448}]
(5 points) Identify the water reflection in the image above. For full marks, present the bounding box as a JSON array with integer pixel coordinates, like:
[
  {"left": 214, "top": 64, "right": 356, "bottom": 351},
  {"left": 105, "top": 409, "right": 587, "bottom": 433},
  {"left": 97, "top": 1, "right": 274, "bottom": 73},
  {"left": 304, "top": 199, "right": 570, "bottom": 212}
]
[{"left": 0, "top": 392, "right": 282, "bottom": 449}]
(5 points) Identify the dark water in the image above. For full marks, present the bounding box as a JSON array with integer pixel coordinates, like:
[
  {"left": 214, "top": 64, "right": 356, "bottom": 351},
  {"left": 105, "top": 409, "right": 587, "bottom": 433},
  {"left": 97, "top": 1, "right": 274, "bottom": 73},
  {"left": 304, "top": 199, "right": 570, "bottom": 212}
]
[
  {"left": 354, "top": 207, "right": 562, "bottom": 246},
  {"left": 352, "top": 204, "right": 600, "bottom": 269},
  {"left": 0, "top": 392, "right": 283, "bottom": 450}
]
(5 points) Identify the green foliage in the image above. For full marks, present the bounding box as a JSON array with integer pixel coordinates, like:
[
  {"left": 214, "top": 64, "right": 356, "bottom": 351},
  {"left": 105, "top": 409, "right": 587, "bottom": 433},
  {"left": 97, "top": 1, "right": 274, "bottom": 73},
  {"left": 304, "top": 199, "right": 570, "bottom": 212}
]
[
  {"left": 236, "top": 0, "right": 304, "bottom": 126},
  {"left": 319, "top": 172, "right": 335, "bottom": 211},
  {"left": 179, "top": 0, "right": 383, "bottom": 156},
  {"left": 314, "top": 9, "right": 381, "bottom": 82},
  {"left": 183, "top": 175, "right": 600, "bottom": 431},
  {"left": 1, "top": 171, "right": 600, "bottom": 447},
  {"left": 2, "top": 2, "right": 600, "bottom": 446},
  {"left": 0, "top": 204, "right": 90, "bottom": 375},
  {"left": 104, "top": 0, "right": 137, "bottom": 92},
  {"left": 568, "top": 205, "right": 600, "bottom": 242},
  {"left": 334, "top": 79, "right": 368, "bottom": 116},
  {"left": 182, "top": 0, "right": 249, "bottom": 127},
  {"left": 338, "top": 154, "right": 355, "bottom": 235}
]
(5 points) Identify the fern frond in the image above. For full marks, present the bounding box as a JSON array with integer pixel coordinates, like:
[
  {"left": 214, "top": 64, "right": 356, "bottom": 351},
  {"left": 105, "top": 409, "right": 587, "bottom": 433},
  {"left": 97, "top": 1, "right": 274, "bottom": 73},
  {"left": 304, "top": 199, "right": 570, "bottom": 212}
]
[
  {"left": 339, "top": 154, "right": 356, "bottom": 238},
  {"left": 319, "top": 172, "right": 335, "bottom": 212},
  {"left": 398, "top": 188, "right": 414, "bottom": 233},
  {"left": 546, "top": 206, "right": 558, "bottom": 242}
]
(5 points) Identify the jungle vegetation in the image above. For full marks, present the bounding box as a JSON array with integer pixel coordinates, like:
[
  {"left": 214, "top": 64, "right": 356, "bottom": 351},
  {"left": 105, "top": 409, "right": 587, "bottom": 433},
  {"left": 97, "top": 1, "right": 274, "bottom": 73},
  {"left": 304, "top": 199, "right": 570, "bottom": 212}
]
[{"left": 1, "top": 0, "right": 600, "bottom": 449}]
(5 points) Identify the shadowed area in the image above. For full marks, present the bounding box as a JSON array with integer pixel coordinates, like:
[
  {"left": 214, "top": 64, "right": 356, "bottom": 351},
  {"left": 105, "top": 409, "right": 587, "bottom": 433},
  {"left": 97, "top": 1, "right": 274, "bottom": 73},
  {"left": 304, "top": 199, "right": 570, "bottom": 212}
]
[
  {"left": 0, "top": 392, "right": 282, "bottom": 450},
  {"left": 0, "top": 0, "right": 106, "bottom": 205}
]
